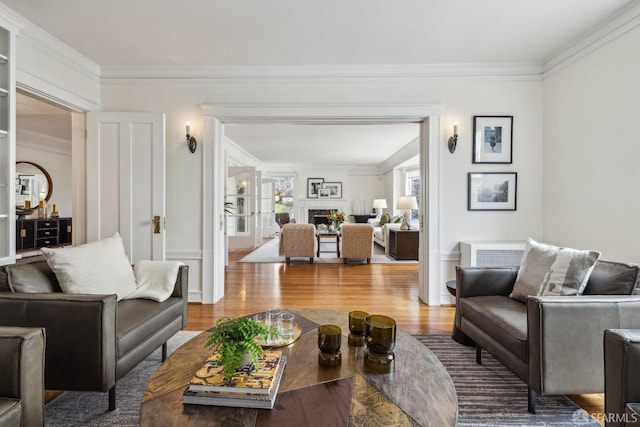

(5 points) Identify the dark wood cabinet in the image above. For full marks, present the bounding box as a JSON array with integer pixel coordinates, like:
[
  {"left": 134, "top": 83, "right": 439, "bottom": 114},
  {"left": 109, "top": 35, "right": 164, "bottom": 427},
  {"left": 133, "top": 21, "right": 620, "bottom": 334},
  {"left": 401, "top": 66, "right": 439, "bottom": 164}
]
[
  {"left": 16, "top": 217, "right": 72, "bottom": 252},
  {"left": 388, "top": 229, "right": 419, "bottom": 261}
]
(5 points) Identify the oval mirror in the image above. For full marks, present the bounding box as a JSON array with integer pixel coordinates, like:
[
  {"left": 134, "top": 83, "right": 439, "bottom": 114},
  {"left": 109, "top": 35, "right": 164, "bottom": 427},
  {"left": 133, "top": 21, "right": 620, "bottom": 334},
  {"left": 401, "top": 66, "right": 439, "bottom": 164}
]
[{"left": 15, "top": 161, "right": 53, "bottom": 208}]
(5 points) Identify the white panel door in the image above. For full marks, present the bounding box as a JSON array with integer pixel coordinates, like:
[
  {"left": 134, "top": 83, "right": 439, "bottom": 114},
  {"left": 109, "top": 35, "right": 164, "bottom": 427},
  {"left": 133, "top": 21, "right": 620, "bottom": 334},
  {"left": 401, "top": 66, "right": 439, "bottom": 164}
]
[
  {"left": 86, "top": 112, "right": 166, "bottom": 262},
  {"left": 227, "top": 166, "right": 256, "bottom": 250}
]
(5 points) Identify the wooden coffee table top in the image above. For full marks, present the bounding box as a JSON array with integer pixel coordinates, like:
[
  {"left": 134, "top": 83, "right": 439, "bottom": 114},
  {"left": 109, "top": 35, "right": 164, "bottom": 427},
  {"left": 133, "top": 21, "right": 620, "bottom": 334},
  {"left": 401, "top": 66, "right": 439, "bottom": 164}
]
[{"left": 140, "top": 308, "right": 457, "bottom": 426}]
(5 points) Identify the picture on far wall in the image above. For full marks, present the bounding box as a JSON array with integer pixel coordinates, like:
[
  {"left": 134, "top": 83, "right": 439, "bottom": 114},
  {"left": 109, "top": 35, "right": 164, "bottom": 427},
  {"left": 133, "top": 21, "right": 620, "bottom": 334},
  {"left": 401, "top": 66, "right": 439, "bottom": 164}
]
[
  {"left": 318, "top": 188, "right": 331, "bottom": 198},
  {"left": 322, "top": 182, "right": 342, "bottom": 199},
  {"left": 307, "top": 178, "right": 324, "bottom": 198},
  {"left": 472, "top": 116, "right": 513, "bottom": 164},
  {"left": 468, "top": 172, "right": 517, "bottom": 211}
]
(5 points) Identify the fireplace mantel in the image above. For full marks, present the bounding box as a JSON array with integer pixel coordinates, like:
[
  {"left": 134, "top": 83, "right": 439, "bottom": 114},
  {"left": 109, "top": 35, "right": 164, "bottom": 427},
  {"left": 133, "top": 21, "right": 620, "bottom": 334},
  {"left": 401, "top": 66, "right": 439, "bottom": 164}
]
[{"left": 298, "top": 199, "right": 349, "bottom": 224}]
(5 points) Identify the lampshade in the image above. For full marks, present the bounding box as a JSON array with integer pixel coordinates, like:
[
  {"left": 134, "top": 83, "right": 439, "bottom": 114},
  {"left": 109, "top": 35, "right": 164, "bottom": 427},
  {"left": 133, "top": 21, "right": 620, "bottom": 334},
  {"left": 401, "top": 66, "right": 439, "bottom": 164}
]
[
  {"left": 372, "top": 199, "right": 387, "bottom": 209},
  {"left": 397, "top": 196, "right": 418, "bottom": 210}
]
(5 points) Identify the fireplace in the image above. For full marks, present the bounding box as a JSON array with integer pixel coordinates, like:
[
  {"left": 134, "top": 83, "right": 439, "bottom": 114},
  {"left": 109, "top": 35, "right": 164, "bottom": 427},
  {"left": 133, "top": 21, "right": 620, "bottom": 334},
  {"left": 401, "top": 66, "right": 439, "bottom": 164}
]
[{"left": 308, "top": 209, "right": 334, "bottom": 225}]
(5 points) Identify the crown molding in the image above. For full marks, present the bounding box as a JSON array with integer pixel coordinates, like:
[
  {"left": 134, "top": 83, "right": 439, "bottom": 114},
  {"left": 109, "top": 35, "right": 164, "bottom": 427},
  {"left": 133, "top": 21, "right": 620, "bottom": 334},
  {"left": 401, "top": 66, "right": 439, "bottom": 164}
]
[
  {"left": 101, "top": 63, "right": 543, "bottom": 82},
  {"left": 543, "top": 1, "right": 640, "bottom": 76},
  {"left": 0, "top": 4, "right": 100, "bottom": 81},
  {"left": 17, "top": 129, "right": 71, "bottom": 156}
]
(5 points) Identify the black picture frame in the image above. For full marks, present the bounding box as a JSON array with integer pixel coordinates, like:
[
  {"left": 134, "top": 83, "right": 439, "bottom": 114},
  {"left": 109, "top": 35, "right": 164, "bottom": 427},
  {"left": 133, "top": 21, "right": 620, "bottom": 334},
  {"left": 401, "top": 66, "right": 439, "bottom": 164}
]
[
  {"left": 307, "top": 178, "right": 324, "bottom": 198},
  {"left": 468, "top": 172, "right": 517, "bottom": 211},
  {"left": 322, "top": 182, "right": 342, "bottom": 199},
  {"left": 472, "top": 116, "right": 513, "bottom": 164}
]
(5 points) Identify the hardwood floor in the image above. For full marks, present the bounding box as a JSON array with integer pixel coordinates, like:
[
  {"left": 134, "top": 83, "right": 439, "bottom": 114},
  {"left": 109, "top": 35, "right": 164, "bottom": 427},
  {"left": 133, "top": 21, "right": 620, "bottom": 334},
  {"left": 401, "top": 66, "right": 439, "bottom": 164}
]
[{"left": 186, "top": 246, "right": 604, "bottom": 424}]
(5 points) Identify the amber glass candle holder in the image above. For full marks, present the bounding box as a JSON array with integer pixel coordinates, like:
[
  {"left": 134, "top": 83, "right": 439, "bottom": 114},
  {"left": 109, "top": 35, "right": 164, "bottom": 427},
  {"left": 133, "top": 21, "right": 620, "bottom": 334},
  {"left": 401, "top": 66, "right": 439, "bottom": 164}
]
[
  {"left": 318, "top": 324, "right": 342, "bottom": 367},
  {"left": 348, "top": 310, "right": 369, "bottom": 346},
  {"left": 363, "top": 315, "right": 396, "bottom": 373}
]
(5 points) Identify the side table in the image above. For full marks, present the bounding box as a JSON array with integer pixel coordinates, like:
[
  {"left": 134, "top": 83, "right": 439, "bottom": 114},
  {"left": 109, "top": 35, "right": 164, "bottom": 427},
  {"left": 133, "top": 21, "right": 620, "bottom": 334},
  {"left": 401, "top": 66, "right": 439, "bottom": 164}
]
[{"left": 388, "top": 229, "right": 419, "bottom": 260}]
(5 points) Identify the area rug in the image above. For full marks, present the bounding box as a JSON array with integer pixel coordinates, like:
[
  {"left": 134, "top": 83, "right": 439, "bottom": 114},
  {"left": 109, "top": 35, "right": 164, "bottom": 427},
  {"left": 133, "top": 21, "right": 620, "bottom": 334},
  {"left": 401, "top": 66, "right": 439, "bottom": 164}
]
[
  {"left": 44, "top": 331, "right": 201, "bottom": 426},
  {"left": 239, "top": 237, "right": 417, "bottom": 264},
  {"left": 415, "top": 334, "right": 600, "bottom": 426},
  {"left": 44, "top": 331, "right": 599, "bottom": 426}
]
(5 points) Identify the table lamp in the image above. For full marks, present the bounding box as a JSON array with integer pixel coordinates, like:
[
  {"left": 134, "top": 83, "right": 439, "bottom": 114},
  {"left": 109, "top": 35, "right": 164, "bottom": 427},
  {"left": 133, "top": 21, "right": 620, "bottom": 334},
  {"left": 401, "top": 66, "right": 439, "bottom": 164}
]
[
  {"left": 372, "top": 199, "right": 387, "bottom": 216},
  {"left": 397, "top": 196, "right": 418, "bottom": 230}
]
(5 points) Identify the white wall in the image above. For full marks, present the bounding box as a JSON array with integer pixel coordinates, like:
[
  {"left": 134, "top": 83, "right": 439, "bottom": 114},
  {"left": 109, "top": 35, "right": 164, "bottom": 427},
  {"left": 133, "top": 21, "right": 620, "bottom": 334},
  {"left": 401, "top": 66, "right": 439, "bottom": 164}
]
[
  {"left": 100, "top": 77, "right": 544, "bottom": 302},
  {"left": 542, "top": 25, "right": 640, "bottom": 263}
]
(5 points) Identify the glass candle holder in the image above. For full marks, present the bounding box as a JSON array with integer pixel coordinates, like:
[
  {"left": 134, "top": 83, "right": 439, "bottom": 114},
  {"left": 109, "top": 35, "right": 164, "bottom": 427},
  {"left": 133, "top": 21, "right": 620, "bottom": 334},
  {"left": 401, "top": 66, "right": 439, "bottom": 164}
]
[
  {"left": 348, "top": 310, "right": 369, "bottom": 346},
  {"left": 317, "top": 324, "right": 342, "bottom": 367},
  {"left": 364, "top": 315, "right": 396, "bottom": 373}
]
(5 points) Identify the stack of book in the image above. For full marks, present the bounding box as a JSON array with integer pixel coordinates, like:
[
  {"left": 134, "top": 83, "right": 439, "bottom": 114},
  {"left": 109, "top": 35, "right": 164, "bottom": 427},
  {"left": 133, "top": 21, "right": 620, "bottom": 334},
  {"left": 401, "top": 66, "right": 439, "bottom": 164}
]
[{"left": 182, "top": 350, "right": 286, "bottom": 409}]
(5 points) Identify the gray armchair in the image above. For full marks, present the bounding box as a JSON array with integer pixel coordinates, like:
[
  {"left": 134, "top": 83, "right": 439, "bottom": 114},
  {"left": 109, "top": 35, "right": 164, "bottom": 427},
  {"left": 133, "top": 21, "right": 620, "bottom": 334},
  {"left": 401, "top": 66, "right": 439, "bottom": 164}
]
[
  {"left": 0, "top": 326, "right": 45, "bottom": 427},
  {"left": 604, "top": 329, "right": 640, "bottom": 427}
]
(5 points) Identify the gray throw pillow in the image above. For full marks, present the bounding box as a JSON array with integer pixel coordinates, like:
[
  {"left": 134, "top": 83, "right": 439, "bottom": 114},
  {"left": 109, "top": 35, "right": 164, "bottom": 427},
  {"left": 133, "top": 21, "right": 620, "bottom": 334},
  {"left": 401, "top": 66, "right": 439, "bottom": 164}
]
[
  {"left": 379, "top": 213, "right": 391, "bottom": 226},
  {"left": 5, "top": 261, "right": 61, "bottom": 293},
  {"left": 510, "top": 238, "right": 601, "bottom": 303}
]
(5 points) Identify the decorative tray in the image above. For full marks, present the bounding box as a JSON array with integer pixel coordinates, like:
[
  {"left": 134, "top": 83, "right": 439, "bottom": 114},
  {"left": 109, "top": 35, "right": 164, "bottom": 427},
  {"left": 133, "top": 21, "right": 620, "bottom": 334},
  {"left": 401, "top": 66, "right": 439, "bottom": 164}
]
[{"left": 256, "top": 323, "right": 302, "bottom": 348}]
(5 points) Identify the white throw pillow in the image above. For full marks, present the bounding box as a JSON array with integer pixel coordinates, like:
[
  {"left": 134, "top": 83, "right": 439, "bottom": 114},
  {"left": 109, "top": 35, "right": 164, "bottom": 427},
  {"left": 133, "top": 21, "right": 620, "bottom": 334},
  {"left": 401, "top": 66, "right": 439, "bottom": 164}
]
[
  {"left": 123, "top": 260, "right": 184, "bottom": 302},
  {"left": 510, "top": 238, "right": 601, "bottom": 303},
  {"left": 40, "top": 232, "right": 137, "bottom": 301}
]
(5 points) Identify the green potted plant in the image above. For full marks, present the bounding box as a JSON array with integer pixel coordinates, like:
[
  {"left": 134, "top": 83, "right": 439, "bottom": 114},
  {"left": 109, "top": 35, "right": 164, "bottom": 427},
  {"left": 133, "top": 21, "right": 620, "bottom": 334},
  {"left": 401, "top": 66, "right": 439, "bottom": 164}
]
[{"left": 205, "top": 316, "right": 279, "bottom": 383}]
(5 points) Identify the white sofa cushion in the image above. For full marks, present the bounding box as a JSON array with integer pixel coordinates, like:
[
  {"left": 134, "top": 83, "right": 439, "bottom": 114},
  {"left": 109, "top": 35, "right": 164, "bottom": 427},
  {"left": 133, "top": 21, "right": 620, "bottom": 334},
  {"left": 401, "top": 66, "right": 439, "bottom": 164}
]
[{"left": 41, "top": 232, "right": 137, "bottom": 301}]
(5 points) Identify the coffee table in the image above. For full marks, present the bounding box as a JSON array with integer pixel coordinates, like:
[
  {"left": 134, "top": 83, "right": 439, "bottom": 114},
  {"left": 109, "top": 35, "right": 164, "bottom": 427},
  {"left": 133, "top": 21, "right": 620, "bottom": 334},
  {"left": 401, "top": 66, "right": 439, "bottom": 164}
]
[
  {"left": 140, "top": 309, "right": 457, "bottom": 426},
  {"left": 316, "top": 231, "right": 340, "bottom": 257}
]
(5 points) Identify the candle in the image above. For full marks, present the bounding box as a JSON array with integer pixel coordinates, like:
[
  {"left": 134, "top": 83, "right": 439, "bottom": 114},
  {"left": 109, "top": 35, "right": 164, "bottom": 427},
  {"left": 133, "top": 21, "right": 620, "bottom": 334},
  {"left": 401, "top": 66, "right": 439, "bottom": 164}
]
[
  {"left": 453, "top": 122, "right": 458, "bottom": 136},
  {"left": 186, "top": 121, "right": 190, "bottom": 136}
]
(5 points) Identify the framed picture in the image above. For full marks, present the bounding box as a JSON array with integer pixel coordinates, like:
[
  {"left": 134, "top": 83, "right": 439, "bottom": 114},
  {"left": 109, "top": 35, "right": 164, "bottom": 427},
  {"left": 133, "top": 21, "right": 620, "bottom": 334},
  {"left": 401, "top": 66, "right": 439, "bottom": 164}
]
[
  {"left": 307, "top": 178, "right": 324, "bottom": 198},
  {"left": 468, "top": 172, "right": 517, "bottom": 211},
  {"left": 318, "top": 188, "right": 331, "bottom": 198},
  {"left": 322, "top": 182, "right": 342, "bottom": 199},
  {"left": 18, "top": 174, "right": 35, "bottom": 197},
  {"left": 472, "top": 116, "right": 513, "bottom": 164}
]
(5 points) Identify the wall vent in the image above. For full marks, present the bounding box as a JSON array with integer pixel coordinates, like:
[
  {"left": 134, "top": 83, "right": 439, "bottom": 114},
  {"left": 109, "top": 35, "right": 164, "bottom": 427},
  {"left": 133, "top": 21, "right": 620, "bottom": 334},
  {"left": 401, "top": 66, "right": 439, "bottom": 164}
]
[{"left": 459, "top": 241, "right": 526, "bottom": 267}]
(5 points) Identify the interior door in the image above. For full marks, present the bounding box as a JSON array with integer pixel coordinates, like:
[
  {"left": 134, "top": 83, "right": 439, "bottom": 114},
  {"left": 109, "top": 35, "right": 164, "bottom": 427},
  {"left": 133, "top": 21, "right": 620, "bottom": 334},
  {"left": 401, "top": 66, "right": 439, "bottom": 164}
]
[
  {"left": 260, "top": 176, "right": 276, "bottom": 241},
  {"left": 227, "top": 166, "right": 256, "bottom": 249},
  {"left": 86, "top": 112, "right": 166, "bottom": 262}
]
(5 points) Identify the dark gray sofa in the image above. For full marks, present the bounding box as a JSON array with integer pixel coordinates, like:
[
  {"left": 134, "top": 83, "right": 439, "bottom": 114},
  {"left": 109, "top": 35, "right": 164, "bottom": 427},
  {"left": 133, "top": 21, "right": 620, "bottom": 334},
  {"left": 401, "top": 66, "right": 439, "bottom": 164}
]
[
  {"left": 0, "top": 260, "right": 188, "bottom": 411},
  {"left": 454, "top": 260, "right": 640, "bottom": 413},
  {"left": 0, "top": 326, "right": 45, "bottom": 427},
  {"left": 604, "top": 329, "right": 640, "bottom": 427}
]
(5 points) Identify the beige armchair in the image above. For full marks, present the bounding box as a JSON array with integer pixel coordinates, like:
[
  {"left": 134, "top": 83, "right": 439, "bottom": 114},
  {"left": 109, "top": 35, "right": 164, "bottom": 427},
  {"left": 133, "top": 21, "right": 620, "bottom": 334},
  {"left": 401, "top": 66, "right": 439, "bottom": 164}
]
[
  {"left": 340, "top": 224, "right": 374, "bottom": 264},
  {"left": 279, "top": 223, "right": 316, "bottom": 263}
]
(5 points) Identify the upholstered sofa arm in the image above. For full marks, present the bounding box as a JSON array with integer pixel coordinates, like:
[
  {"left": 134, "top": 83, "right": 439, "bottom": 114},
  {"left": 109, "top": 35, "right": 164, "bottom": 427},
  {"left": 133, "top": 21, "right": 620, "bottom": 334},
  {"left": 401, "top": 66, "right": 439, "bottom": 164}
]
[
  {"left": 171, "top": 265, "right": 189, "bottom": 328},
  {"left": 0, "top": 326, "right": 45, "bottom": 427},
  {"left": 0, "top": 293, "right": 118, "bottom": 392},
  {"left": 604, "top": 329, "right": 640, "bottom": 427},
  {"left": 527, "top": 296, "right": 640, "bottom": 396},
  {"left": 455, "top": 266, "right": 519, "bottom": 298}
]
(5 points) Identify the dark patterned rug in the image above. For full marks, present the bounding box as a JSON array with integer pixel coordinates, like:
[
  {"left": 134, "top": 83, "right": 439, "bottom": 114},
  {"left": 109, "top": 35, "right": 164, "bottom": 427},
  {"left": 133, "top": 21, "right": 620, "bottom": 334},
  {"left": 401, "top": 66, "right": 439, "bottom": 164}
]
[
  {"left": 415, "top": 334, "right": 601, "bottom": 426},
  {"left": 44, "top": 332, "right": 600, "bottom": 426}
]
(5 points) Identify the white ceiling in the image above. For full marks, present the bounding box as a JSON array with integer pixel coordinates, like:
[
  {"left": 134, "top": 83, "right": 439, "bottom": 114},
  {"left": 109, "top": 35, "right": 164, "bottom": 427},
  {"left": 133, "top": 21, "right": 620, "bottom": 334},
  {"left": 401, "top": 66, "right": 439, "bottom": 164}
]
[
  {"left": 0, "top": 0, "right": 633, "bottom": 68},
  {"left": 3, "top": 0, "right": 635, "bottom": 167}
]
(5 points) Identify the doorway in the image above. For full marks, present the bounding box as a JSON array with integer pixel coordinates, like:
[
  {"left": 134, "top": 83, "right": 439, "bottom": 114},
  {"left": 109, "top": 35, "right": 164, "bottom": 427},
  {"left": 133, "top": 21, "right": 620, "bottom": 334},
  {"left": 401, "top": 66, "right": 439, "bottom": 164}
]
[{"left": 201, "top": 103, "right": 442, "bottom": 305}]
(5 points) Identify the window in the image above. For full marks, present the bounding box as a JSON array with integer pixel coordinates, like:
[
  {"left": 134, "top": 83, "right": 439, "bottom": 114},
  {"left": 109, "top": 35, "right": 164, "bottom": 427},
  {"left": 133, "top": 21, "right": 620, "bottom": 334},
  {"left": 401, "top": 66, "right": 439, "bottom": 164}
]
[
  {"left": 406, "top": 169, "right": 420, "bottom": 221},
  {"left": 273, "top": 176, "right": 295, "bottom": 215}
]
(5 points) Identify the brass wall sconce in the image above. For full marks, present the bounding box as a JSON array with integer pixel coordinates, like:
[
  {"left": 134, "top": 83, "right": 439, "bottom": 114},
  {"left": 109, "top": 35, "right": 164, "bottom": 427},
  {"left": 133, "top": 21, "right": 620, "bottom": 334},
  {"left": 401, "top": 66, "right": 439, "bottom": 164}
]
[
  {"left": 448, "top": 122, "right": 458, "bottom": 153},
  {"left": 186, "top": 121, "right": 197, "bottom": 153}
]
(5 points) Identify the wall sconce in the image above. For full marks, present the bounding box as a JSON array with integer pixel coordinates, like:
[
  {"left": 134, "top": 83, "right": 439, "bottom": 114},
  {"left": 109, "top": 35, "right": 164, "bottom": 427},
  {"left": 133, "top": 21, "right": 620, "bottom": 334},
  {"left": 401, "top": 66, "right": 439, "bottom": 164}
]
[
  {"left": 448, "top": 122, "right": 458, "bottom": 153},
  {"left": 186, "top": 121, "right": 197, "bottom": 153}
]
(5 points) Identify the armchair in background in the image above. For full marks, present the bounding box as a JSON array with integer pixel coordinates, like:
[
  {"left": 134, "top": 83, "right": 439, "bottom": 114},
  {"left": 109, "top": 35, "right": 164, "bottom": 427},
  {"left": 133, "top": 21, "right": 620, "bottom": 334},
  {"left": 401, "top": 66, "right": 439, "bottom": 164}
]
[
  {"left": 275, "top": 213, "right": 295, "bottom": 232},
  {"left": 340, "top": 223, "right": 374, "bottom": 264},
  {"left": 279, "top": 223, "right": 315, "bottom": 263}
]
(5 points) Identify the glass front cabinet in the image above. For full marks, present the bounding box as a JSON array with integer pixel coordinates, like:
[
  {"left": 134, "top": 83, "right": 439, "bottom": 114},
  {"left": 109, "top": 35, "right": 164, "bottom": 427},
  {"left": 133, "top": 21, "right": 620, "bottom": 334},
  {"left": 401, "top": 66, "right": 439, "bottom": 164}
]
[{"left": 0, "top": 16, "right": 18, "bottom": 265}]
